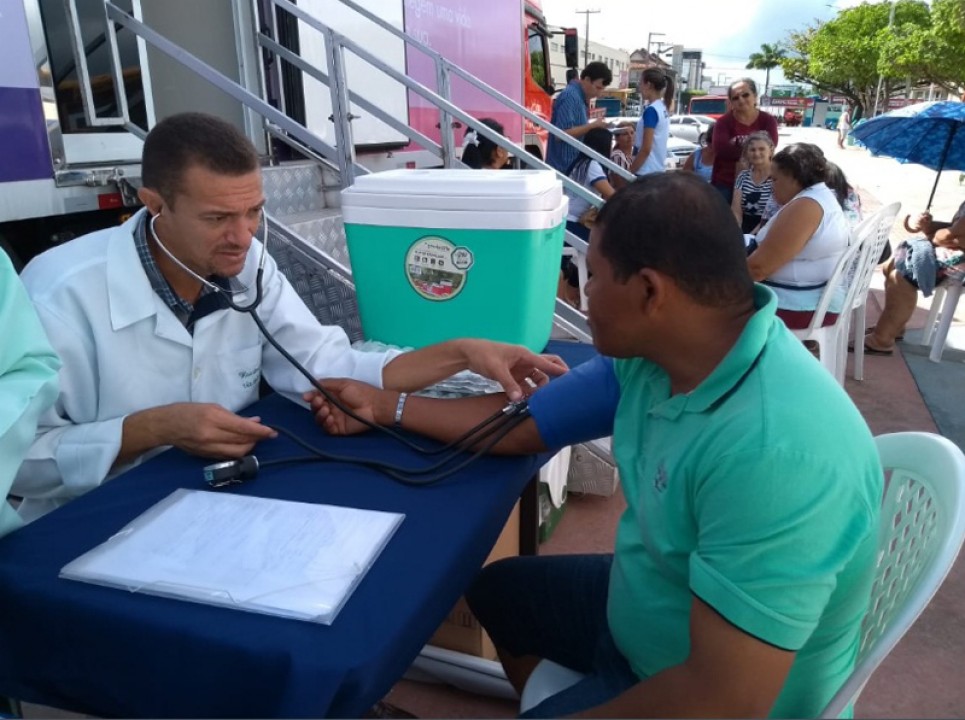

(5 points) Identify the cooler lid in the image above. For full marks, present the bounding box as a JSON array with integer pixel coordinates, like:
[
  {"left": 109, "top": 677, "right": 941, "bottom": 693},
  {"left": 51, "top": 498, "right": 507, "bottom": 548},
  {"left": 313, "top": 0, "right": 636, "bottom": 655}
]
[{"left": 341, "top": 169, "right": 563, "bottom": 212}]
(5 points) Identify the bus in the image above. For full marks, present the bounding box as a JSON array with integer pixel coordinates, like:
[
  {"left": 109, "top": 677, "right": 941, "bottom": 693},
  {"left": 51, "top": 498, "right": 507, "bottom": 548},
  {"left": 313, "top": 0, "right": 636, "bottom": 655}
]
[{"left": 688, "top": 95, "right": 729, "bottom": 119}]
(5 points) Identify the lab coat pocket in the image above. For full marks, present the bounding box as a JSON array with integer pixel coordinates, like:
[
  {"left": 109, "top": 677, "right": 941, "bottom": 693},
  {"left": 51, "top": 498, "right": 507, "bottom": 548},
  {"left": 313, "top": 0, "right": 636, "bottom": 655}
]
[{"left": 202, "top": 343, "right": 263, "bottom": 410}]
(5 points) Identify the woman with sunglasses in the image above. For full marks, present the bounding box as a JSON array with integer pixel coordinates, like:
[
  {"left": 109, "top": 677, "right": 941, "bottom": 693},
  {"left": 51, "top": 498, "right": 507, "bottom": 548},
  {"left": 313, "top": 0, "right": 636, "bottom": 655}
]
[{"left": 711, "top": 78, "right": 778, "bottom": 204}]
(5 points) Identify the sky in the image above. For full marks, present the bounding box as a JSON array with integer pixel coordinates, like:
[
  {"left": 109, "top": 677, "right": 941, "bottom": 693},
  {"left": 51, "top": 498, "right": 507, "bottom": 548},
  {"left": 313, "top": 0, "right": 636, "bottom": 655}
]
[{"left": 543, "top": 0, "right": 873, "bottom": 89}]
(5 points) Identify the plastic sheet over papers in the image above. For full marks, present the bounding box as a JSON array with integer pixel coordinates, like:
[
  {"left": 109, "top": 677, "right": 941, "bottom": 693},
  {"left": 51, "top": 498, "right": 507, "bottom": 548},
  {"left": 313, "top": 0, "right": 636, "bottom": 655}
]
[{"left": 60, "top": 489, "right": 404, "bottom": 624}]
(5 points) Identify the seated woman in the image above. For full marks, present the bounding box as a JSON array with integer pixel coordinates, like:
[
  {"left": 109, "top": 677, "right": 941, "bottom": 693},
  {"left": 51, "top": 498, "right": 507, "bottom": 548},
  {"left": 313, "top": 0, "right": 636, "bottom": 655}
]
[
  {"left": 865, "top": 201, "right": 965, "bottom": 354},
  {"left": 731, "top": 131, "right": 775, "bottom": 234},
  {"left": 825, "top": 161, "right": 863, "bottom": 228},
  {"left": 560, "top": 127, "right": 616, "bottom": 305},
  {"left": 609, "top": 121, "right": 636, "bottom": 189},
  {"left": 563, "top": 127, "right": 616, "bottom": 242},
  {"left": 747, "top": 143, "right": 851, "bottom": 330},
  {"left": 462, "top": 118, "right": 509, "bottom": 169},
  {"left": 682, "top": 122, "right": 715, "bottom": 182}
]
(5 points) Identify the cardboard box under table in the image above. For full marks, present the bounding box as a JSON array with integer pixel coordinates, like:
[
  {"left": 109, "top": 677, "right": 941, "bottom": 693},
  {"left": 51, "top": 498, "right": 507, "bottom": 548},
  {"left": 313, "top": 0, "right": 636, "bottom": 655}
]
[
  {"left": 341, "top": 169, "right": 568, "bottom": 352},
  {"left": 428, "top": 501, "right": 520, "bottom": 659}
]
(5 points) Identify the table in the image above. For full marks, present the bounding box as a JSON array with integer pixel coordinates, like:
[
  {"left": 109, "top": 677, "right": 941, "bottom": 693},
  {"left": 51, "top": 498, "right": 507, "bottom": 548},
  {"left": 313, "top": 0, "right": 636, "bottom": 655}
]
[{"left": 0, "top": 393, "right": 542, "bottom": 718}]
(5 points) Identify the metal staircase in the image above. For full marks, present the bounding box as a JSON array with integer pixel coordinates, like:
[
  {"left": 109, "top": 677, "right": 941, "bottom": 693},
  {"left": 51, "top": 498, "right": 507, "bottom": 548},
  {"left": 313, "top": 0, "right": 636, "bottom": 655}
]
[{"left": 102, "top": 0, "right": 646, "bottom": 343}]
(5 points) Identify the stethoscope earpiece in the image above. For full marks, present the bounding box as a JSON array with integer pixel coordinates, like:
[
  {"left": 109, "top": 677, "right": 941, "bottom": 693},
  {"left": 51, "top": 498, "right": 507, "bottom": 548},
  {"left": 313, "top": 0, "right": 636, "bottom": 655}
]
[{"left": 147, "top": 210, "right": 268, "bottom": 313}]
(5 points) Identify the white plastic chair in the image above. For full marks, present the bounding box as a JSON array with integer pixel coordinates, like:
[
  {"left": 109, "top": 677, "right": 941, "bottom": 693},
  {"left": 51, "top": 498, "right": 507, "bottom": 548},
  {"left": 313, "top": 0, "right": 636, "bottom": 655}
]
[
  {"left": 920, "top": 277, "right": 965, "bottom": 363},
  {"left": 519, "top": 660, "right": 586, "bottom": 713},
  {"left": 521, "top": 432, "right": 965, "bottom": 719},
  {"left": 820, "top": 432, "right": 965, "bottom": 717},
  {"left": 847, "top": 202, "right": 901, "bottom": 380},
  {"left": 794, "top": 203, "right": 901, "bottom": 385},
  {"left": 791, "top": 239, "right": 864, "bottom": 385}
]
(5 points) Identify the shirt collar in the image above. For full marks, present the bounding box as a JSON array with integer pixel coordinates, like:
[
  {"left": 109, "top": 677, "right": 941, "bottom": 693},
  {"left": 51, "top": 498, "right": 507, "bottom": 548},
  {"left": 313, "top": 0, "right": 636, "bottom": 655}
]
[
  {"left": 134, "top": 211, "right": 220, "bottom": 318},
  {"left": 650, "top": 285, "right": 776, "bottom": 419},
  {"left": 569, "top": 79, "right": 587, "bottom": 105}
]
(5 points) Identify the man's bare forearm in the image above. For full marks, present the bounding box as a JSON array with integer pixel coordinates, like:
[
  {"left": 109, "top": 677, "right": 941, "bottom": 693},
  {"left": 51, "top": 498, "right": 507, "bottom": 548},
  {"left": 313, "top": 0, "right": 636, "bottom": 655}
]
[{"left": 375, "top": 393, "right": 546, "bottom": 455}]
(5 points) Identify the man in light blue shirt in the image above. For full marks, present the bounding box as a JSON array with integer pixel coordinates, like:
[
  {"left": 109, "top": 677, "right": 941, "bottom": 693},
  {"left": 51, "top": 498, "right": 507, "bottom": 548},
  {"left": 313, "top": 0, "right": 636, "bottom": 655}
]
[{"left": 0, "top": 251, "right": 60, "bottom": 538}]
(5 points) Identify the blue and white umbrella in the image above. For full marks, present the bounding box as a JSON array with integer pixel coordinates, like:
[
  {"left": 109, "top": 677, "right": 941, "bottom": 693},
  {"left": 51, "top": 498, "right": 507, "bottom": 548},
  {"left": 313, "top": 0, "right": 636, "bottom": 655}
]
[{"left": 851, "top": 100, "right": 965, "bottom": 210}]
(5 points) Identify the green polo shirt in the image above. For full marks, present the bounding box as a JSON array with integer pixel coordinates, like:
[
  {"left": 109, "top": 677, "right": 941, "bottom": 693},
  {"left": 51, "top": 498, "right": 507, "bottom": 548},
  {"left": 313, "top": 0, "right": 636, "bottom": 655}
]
[{"left": 608, "top": 285, "right": 882, "bottom": 717}]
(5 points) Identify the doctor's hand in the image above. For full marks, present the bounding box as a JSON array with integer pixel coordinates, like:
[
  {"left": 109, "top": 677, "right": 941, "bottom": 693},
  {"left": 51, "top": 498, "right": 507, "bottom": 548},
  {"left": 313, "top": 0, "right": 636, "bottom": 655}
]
[
  {"left": 303, "top": 379, "right": 388, "bottom": 436},
  {"left": 119, "top": 403, "right": 278, "bottom": 468},
  {"left": 157, "top": 403, "right": 278, "bottom": 458},
  {"left": 460, "top": 340, "right": 568, "bottom": 401}
]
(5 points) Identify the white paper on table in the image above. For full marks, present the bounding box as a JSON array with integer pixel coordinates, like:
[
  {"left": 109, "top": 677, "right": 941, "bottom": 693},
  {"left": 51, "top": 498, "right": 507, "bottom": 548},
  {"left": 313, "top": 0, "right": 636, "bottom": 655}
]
[{"left": 60, "top": 489, "right": 404, "bottom": 624}]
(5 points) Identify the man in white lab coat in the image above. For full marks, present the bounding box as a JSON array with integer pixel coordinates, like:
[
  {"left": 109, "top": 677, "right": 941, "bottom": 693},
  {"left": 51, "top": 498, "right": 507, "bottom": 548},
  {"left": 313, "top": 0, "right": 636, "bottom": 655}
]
[{"left": 13, "top": 112, "right": 565, "bottom": 521}]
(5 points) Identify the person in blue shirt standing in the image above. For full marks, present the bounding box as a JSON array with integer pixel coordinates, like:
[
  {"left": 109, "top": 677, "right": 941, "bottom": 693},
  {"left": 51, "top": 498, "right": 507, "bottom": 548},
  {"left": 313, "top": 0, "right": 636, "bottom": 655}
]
[
  {"left": 0, "top": 251, "right": 60, "bottom": 538},
  {"left": 629, "top": 68, "right": 673, "bottom": 177},
  {"left": 546, "top": 61, "right": 612, "bottom": 174}
]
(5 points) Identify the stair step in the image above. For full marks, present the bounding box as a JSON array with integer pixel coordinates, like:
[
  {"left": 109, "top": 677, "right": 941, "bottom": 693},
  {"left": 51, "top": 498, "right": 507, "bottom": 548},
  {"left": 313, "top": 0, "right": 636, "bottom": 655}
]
[
  {"left": 274, "top": 208, "right": 351, "bottom": 270},
  {"left": 262, "top": 161, "right": 340, "bottom": 217}
]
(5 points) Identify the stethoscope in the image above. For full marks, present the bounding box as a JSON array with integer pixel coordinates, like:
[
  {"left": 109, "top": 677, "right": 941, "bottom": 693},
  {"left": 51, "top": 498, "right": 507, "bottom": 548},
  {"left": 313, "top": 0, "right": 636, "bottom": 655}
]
[
  {"left": 148, "top": 210, "right": 268, "bottom": 313},
  {"left": 146, "top": 207, "right": 532, "bottom": 485}
]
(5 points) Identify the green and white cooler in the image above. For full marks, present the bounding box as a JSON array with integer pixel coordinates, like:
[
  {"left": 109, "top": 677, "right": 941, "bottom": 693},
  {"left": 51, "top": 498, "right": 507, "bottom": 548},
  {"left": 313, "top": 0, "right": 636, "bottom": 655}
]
[{"left": 340, "top": 169, "right": 568, "bottom": 352}]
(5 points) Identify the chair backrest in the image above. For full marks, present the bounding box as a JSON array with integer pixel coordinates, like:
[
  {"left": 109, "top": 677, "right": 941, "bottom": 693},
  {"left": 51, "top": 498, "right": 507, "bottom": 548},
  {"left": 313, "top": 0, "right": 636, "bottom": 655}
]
[
  {"left": 847, "top": 202, "right": 902, "bottom": 312},
  {"left": 801, "top": 236, "right": 864, "bottom": 334},
  {"left": 820, "top": 432, "right": 965, "bottom": 718},
  {"left": 803, "top": 202, "right": 901, "bottom": 335}
]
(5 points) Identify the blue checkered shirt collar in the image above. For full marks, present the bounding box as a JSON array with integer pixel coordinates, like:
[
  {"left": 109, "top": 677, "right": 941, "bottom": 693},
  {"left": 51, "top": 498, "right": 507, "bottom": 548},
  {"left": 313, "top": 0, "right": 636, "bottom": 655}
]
[{"left": 134, "top": 212, "right": 217, "bottom": 320}]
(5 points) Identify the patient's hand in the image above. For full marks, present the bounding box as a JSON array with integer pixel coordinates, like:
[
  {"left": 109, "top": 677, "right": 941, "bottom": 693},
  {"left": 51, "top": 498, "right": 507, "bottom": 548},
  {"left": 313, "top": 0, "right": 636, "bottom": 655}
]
[{"left": 304, "top": 379, "right": 391, "bottom": 436}]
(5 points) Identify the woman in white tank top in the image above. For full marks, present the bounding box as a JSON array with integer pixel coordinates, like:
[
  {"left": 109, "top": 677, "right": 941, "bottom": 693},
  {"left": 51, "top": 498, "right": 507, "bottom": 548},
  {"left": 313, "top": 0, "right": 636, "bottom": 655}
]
[{"left": 747, "top": 143, "right": 850, "bottom": 329}]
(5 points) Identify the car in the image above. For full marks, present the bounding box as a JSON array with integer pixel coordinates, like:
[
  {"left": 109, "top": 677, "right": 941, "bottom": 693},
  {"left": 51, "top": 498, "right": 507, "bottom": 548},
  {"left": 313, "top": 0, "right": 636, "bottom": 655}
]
[
  {"left": 667, "top": 114, "right": 715, "bottom": 144},
  {"left": 665, "top": 136, "right": 698, "bottom": 169},
  {"left": 605, "top": 117, "right": 697, "bottom": 170},
  {"left": 783, "top": 108, "right": 803, "bottom": 126}
]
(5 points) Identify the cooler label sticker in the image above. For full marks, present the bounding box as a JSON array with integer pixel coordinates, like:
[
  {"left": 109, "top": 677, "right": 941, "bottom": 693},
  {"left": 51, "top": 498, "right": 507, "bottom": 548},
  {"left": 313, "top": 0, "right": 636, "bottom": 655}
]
[{"left": 405, "top": 236, "right": 473, "bottom": 301}]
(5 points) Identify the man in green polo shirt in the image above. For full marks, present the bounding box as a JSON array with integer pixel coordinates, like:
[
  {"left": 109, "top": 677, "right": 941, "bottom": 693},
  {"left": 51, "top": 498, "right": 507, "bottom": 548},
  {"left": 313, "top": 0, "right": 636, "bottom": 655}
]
[{"left": 305, "top": 173, "right": 883, "bottom": 717}]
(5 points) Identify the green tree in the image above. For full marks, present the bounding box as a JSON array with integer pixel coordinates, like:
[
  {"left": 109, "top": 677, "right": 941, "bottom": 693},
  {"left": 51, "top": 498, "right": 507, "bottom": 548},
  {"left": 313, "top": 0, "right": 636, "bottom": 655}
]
[
  {"left": 746, "top": 43, "right": 786, "bottom": 98},
  {"left": 882, "top": 0, "right": 965, "bottom": 95},
  {"left": 779, "top": 0, "right": 932, "bottom": 119}
]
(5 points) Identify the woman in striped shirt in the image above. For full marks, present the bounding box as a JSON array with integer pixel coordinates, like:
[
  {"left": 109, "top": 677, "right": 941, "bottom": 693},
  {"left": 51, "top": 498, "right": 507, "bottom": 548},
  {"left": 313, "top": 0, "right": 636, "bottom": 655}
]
[{"left": 731, "top": 131, "right": 775, "bottom": 234}]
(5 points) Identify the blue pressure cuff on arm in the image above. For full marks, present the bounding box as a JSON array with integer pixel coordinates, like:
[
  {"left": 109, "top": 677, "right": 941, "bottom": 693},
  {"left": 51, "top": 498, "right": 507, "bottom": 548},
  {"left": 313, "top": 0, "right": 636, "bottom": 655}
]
[
  {"left": 527, "top": 355, "right": 619, "bottom": 451},
  {"left": 642, "top": 106, "right": 659, "bottom": 129}
]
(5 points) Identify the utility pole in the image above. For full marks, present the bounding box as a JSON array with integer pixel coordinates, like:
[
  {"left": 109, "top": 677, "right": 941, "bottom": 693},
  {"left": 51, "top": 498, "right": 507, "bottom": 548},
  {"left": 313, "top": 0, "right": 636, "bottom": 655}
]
[{"left": 575, "top": 9, "right": 600, "bottom": 66}]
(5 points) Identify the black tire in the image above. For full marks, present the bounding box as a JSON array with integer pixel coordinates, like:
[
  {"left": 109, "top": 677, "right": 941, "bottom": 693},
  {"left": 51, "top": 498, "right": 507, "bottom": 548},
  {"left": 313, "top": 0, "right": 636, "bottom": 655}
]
[{"left": 697, "top": 131, "right": 707, "bottom": 146}]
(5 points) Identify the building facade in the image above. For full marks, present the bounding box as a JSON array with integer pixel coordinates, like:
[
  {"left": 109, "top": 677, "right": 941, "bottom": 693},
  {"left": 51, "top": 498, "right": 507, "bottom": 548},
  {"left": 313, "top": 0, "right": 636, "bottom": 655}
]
[{"left": 548, "top": 37, "right": 630, "bottom": 90}]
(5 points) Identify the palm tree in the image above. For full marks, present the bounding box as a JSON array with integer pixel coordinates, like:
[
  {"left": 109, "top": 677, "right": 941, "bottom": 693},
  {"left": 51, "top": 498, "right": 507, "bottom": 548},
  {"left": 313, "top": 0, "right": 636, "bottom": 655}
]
[{"left": 746, "top": 43, "right": 786, "bottom": 99}]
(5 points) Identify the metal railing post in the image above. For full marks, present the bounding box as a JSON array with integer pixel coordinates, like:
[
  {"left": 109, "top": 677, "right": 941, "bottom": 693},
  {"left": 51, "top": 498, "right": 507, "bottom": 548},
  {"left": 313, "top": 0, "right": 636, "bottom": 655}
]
[
  {"left": 436, "top": 60, "right": 457, "bottom": 167},
  {"left": 324, "top": 30, "right": 357, "bottom": 186}
]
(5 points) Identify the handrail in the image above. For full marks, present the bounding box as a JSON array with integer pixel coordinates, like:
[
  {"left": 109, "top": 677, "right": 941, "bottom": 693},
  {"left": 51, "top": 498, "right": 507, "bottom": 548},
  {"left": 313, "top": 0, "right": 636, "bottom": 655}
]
[
  {"left": 257, "top": 34, "right": 443, "bottom": 162},
  {"left": 267, "top": 0, "right": 629, "bottom": 208},
  {"left": 103, "top": 0, "right": 594, "bottom": 330},
  {"left": 311, "top": 0, "right": 633, "bottom": 185},
  {"left": 263, "top": 122, "right": 341, "bottom": 174},
  {"left": 103, "top": 3, "right": 370, "bottom": 181}
]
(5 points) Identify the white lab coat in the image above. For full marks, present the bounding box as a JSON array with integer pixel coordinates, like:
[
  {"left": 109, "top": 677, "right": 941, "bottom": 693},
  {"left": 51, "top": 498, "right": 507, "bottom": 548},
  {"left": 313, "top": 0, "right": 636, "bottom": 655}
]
[{"left": 15, "top": 209, "right": 395, "bottom": 520}]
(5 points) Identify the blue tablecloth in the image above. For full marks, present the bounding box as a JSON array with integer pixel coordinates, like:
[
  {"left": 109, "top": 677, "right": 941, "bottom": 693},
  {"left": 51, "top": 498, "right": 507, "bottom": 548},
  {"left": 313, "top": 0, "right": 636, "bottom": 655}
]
[{"left": 0, "top": 393, "right": 543, "bottom": 718}]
